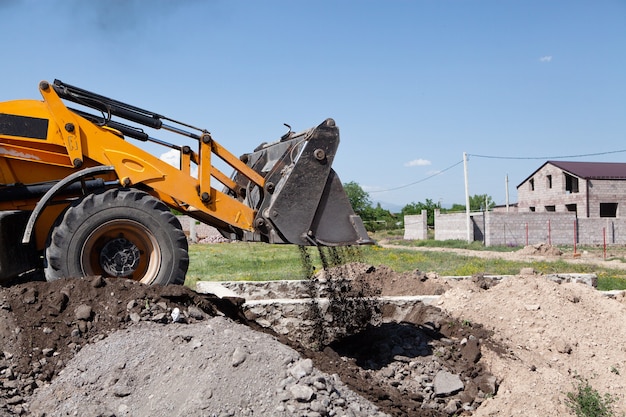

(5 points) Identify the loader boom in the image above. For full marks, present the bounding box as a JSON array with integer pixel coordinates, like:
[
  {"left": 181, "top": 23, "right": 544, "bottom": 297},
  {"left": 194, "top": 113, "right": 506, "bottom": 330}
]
[{"left": 0, "top": 80, "right": 371, "bottom": 284}]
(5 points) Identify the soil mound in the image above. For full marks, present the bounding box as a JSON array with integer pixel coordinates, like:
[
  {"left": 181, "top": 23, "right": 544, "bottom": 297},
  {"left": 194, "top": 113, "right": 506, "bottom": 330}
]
[
  {"left": 438, "top": 275, "right": 626, "bottom": 415},
  {"left": 517, "top": 243, "right": 563, "bottom": 256},
  {"left": 315, "top": 262, "right": 450, "bottom": 296},
  {"left": 0, "top": 276, "right": 223, "bottom": 415}
]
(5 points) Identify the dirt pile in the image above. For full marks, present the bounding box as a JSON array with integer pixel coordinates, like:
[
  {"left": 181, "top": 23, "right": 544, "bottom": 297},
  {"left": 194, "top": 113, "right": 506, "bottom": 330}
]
[
  {"left": 516, "top": 243, "right": 563, "bottom": 256},
  {"left": 230, "top": 263, "right": 497, "bottom": 415},
  {"left": 314, "top": 263, "right": 450, "bottom": 297},
  {"left": 27, "top": 319, "right": 388, "bottom": 417},
  {"left": 0, "top": 276, "right": 223, "bottom": 416},
  {"left": 438, "top": 273, "right": 626, "bottom": 415},
  {"left": 1, "top": 276, "right": 390, "bottom": 417},
  {"left": 1, "top": 269, "right": 495, "bottom": 417}
]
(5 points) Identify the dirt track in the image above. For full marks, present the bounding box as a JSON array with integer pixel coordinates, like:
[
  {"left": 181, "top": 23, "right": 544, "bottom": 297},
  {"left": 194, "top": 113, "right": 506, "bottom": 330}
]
[
  {"left": 1, "top": 245, "right": 625, "bottom": 416},
  {"left": 380, "top": 240, "right": 626, "bottom": 271}
]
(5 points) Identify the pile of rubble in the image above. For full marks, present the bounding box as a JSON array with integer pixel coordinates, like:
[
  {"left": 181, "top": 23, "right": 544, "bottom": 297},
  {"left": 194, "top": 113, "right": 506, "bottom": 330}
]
[{"left": 516, "top": 243, "right": 563, "bottom": 256}]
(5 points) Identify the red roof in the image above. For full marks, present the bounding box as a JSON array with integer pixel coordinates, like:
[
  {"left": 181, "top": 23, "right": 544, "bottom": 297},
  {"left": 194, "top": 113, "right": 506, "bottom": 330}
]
[
  {"left": 547, "top": 161, "right": 626, "bottom": 179},
  {"left": 517, "top": 161, "right": 626, "bottom": 188}
]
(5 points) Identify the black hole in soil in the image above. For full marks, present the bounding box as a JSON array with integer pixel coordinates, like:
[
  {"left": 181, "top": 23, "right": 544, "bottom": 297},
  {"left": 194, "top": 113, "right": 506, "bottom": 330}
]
[{"left": 329, "top": 322, "right": 436, "bottom": 370}]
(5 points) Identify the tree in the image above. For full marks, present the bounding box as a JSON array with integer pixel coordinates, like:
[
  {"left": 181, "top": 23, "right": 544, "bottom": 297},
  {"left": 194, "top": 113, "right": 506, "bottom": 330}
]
[
  {"left": 441, "top": 195, "right": 495, "bottom": 213},
  {"left": 342, "top": 182, "right": 398, "bottom": 231},
  {"left": 469, "top": 194, "right": 495, "bottom": 211},
  {"left": 445, "top": 203, "right": 466, "bottom": 213},
  {"left": 343, "top": 181, "right": 372, "bottom": 218},
  {"left": 401, "top": 198, "right": 441, "bottom": 227}
]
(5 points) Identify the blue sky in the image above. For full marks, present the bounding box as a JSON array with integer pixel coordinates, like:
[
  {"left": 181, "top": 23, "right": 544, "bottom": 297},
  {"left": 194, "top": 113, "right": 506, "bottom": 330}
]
[{"left": 2, "top": 0, "right": 625, "bottom": 211}]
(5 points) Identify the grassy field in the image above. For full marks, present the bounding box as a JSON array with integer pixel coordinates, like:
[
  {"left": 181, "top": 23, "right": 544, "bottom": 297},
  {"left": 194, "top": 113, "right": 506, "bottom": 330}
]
[{"left": 185, "top": 238, "right": 626, "bottom": 291}]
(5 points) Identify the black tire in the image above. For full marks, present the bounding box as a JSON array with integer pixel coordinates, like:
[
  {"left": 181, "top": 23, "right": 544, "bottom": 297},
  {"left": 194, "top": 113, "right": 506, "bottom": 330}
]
[{"left": 44, "top": 188, "right": 189, "bottom": 285}]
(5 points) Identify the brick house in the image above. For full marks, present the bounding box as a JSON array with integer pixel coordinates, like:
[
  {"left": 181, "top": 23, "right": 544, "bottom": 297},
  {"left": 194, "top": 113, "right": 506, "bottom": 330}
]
[{"left": 517, "top": 161, "right": 626, "bottom": 218}]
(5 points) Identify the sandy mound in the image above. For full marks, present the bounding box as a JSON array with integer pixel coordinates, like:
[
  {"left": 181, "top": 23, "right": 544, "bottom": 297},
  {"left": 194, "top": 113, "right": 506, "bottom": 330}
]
[
  {"left": 438, "top": 274, "right": 626, "bottom": 415},
  {"left": 517, "top": 243, "right": 563, "bottom": 256}
]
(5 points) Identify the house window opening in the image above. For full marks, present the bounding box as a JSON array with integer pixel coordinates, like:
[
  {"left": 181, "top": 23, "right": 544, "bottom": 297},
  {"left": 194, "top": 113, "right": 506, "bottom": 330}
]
[
  {"left": 547, "top": 175, "right": 552, "bottom": 189},
  {"left": 529, "top": 206, "right": 535, "bottom": 212},
  {"left": 566, "top": 204, "right": 577, "bottom": 214},
  {"left": 600, "top": 203, "right": 618, "bottom": 218},
  {"left": 529, "top": 178, "right": 535, "bottom": 191},
  {"left": 565, "top": 173, "right": 579, "bottom": 193},
  {"left": 545, "top": 205, "right": 556, "bottom": 212}
]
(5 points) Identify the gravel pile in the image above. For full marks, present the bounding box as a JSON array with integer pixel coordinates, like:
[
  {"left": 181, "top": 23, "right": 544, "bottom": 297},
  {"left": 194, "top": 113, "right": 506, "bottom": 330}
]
[{"left": 27, "top": 318, "right": 388, "bottom": 417}]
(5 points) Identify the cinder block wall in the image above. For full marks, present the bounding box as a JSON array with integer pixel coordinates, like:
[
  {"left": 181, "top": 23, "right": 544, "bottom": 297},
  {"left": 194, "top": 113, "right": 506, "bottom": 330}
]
[
  {"left": 177, "top": 215, "right": 220, "bottom": 240},
  {"left": 434, "top": 210, "right": 474, "bottom": 241},
  {"left": 585, "top": 179, "right": 626, "bottom": 218},
  {"left": 403, "top": 211, "right": 427, "bottom": 240},
  {"left": 577, "top": 218, "right": 626, "bottom": 244},
  {"left": 434, "top": 211, "right": 626, "bottom": 246},
  {"left": 485, "top": 212, "right": 576, "bottom": 246}
]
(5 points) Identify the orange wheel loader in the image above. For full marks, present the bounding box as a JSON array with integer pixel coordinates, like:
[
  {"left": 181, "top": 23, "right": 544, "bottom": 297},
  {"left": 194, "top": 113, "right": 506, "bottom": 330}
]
[{"left": 0, "top": 80, "right": 372, "bottom": 285}]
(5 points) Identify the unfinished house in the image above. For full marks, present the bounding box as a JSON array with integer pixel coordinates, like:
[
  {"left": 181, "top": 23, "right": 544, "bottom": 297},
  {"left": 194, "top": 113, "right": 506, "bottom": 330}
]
[{"left": 517, "top": 161, "right": 626, "bottom": 218}]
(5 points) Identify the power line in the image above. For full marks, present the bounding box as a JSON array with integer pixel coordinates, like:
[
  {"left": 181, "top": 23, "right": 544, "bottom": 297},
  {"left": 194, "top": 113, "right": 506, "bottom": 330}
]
[
  {"left": 369, "top": 147, "right": 626, "bottom": 195},
  {"left": 369, "top": 159, "right": 464, "bottom": 193},
  {"left": 469, "top": 149, "right": 626, "bottom": 160}
]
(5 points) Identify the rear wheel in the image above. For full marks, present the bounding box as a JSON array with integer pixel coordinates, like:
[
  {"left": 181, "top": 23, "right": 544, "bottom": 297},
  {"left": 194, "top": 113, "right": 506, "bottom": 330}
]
[{"left": 44, "top": 188, "right": 189, "bottom": 285}]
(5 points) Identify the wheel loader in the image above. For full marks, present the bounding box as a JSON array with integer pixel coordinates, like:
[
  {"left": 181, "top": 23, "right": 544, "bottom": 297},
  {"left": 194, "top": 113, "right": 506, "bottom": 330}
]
[{"left": 0, "top": 80, "right": 372, "bottom": 285}]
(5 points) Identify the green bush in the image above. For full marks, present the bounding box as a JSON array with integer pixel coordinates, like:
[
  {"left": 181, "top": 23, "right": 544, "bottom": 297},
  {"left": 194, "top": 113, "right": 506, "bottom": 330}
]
[{"left": 565, "top": 376, "right": 620, "bottom": 417}]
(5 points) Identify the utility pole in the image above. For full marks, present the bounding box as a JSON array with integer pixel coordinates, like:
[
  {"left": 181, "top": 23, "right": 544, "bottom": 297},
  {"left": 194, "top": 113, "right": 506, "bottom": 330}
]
[
  {"left": 463, "top": 152, "right": 470, "bottom": 242},
  {"left": 505, "top": 174, "right": 510, "bottom": 212}
]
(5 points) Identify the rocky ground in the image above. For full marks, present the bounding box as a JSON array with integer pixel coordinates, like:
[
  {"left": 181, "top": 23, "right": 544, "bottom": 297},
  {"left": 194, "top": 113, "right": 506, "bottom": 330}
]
[{"left": 0, "top": 244, "right": 625, "bottom": 416}]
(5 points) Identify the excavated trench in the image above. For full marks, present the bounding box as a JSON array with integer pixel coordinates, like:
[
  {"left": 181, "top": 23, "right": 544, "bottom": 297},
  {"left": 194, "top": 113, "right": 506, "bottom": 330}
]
[
  {"left": 195, "top": 246, "right": 599, "bottom": 416},
  {"left": 196, "top": 247, "right": 502, "bottom": 416}
]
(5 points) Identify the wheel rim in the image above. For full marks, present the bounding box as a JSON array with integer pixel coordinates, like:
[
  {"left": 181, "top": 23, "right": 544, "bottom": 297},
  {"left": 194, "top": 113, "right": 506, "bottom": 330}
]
[{"left": 80, "top": 219, "right": 161, "bottom": 284}]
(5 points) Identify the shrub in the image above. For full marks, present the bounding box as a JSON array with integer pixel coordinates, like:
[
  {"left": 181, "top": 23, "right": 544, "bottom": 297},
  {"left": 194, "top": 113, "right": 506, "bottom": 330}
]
[{"left": 565, "top": 375, "right": 620, "bottom": 417}]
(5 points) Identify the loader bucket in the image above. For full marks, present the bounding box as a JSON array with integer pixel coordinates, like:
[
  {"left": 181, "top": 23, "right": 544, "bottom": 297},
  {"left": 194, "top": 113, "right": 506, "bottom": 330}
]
[{"left": 233, "top": 119, "right": 373, "bottom": 246}]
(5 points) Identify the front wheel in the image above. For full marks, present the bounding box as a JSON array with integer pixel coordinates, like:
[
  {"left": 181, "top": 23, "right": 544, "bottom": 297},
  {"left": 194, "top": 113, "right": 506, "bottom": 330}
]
[{"left": 44, "top": 188, "right": 189, "bottom": 285}]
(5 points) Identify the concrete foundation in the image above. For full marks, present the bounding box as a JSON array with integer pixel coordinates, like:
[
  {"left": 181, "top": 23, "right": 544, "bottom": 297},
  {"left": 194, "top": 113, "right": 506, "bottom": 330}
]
[{"left": 196, "top": 273, "right": 604, "bottom": 349}]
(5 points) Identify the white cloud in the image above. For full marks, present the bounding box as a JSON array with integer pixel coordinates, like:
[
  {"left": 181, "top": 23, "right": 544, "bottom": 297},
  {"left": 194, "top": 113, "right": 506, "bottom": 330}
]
[
  {"left": 539, "top": 55, "right": 553, "bottom": 63},
  {"left": 404, "top": 158, "right": 432, "bottom": 167},
  {"left": 160, "top": 149, "right": 198, "bottom": 178},
  {"left": 160, "top": 149, "right": 180, "bottom": 168}
]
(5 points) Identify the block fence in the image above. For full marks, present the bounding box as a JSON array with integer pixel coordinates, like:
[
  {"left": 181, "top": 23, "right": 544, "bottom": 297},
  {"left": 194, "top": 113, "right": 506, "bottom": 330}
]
[
  {"left": 405, "top": 210, "right": 626, "bottom": 246},
  {"left": 403, "top": 211, "right": 428, "bottom": 240}
]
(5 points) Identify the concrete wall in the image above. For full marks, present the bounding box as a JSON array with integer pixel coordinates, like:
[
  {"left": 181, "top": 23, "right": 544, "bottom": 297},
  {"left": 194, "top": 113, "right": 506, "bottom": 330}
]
[
  {"left": 434, "top": 211, "right": 626, "bottom": 246},
  {"left": 577, "top": 218, "right": 626, "bottom": 245},
  {"left": 433, "top": 210, "right": 485, "bottom": 242},
  {"left": 403, "top": 210, "right": 428, "bottom": 240},
  {"left": 434, "top": 210, "right": 466, "bottom": 241},
  {"left": 177, "top": 215, "right": 220, "bottom": 242},
  {"left": 484, "top": 212, "right": 576, "bottom": 246}
]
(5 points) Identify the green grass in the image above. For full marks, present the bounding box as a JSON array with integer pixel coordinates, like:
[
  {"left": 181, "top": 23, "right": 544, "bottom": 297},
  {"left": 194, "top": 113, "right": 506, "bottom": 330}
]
[
  {"left": 184, "top": 241, "right": 626, "bottom": 291},
  {"left": 390, "top": 238, "right": 520, "bottom": 252},
  {"left": 185, "top": 242, "right": 315, "bottom": 287}
]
